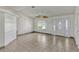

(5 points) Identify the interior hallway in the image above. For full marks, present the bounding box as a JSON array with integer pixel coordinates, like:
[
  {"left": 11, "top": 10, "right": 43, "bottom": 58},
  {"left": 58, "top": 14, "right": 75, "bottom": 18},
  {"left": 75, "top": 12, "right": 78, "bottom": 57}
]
[{"left": 0, "top": 33, "right": 79, "bottom": 52}]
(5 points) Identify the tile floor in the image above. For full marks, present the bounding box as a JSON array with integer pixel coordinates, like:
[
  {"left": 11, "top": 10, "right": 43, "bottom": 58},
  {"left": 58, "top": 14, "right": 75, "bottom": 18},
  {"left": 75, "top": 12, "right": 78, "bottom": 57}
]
[{"left": 0, "top": 33, "right": 79, "bottom": 52}]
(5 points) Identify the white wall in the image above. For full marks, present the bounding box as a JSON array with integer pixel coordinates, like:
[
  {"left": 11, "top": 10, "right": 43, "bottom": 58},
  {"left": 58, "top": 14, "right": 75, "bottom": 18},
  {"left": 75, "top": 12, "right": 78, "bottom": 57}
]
[
  {"left": 34, "top": 15, "right": 74, "bottom": 37},
  {"left": 5, "top": 13, "right": 17, "bottom": 46},
  {"left": 0, "top": 12, "right": 5, "bottom": 47},
  {"left": 74, "top": 15, "right": 79, "bottom": 47},
  {"left": 74, "top": 7, "right": 79, "bottom": 48},
  {"left": 17, "top": 16, "right": 33, "bottom": 35},
  {"left": 52, "top": 15, "right": 74, "bottom": 37},
  {"left": 0, "top": 11, "right": 17, "bottom": 47}
]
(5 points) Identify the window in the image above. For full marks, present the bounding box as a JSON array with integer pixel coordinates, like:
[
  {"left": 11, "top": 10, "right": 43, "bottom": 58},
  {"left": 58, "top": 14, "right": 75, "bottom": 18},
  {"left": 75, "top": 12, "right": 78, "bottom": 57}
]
[{"left": 37, "top": 21, "right": 46, "bottom": 30}]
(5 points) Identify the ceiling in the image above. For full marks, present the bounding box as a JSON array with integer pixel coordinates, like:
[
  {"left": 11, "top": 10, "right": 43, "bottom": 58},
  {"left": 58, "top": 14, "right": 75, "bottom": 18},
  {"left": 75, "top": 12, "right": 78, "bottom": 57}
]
[{"left": 0, "top": 6, "right": 75, "bottom": 18}]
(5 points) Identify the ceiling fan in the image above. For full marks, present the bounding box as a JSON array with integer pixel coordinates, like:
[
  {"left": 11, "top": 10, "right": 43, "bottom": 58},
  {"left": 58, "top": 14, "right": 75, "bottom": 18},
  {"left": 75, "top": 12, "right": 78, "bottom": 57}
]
[
  {"left": 35, "top": 15, "right": 48, "bottom": 18},
  {"left": 31, "top": 6, "right": 48, "bottom": 19}
]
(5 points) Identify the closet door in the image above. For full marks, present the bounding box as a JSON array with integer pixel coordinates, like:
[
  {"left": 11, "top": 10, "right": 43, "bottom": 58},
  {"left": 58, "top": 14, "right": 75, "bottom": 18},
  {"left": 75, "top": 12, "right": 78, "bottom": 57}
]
[
  {"left": 52, "top": 17, "right": 57, "bottom": 35},
  {"left": 46, "top": 18, "right": 52, "bottom": 34},
  {"left": 64, "top": 17, "right": 70, "bottom": 37},
  {"left": 56, "top": 16, "right": 65, "bottom": 36},
  {"left": 64, "top": 15, "right": 73, "bottom": 37}
]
